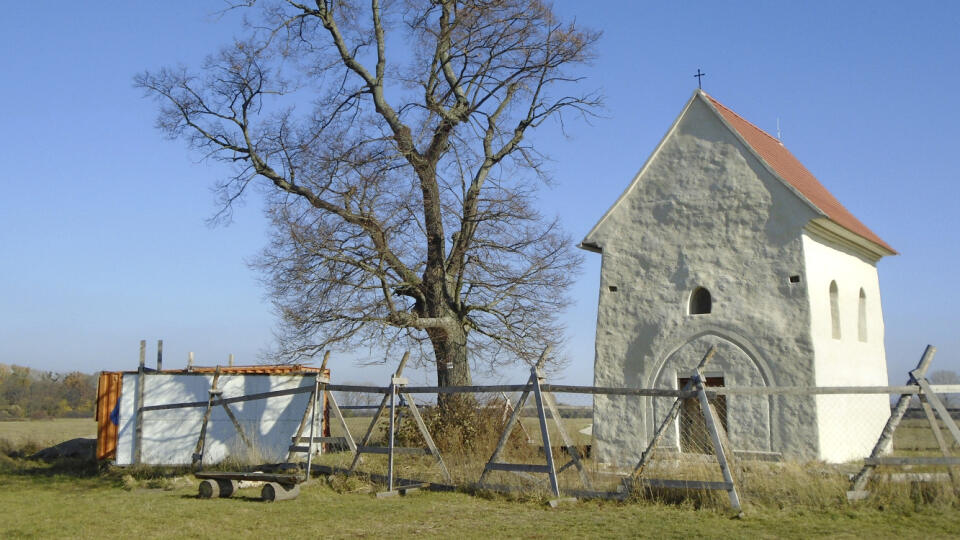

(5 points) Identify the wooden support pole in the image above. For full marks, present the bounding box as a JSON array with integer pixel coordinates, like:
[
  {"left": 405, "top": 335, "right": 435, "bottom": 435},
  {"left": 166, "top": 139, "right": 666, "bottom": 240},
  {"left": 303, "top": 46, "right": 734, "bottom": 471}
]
[
  {"left": 192, "top": 367, "right": 221, "bottom": 468},
  {"left": 695, "top": 369, "right": 742, "bottom": 514},
  {"left": 287, "top": 383, "right": 319, "bottom": 463},
  {"left": 387, "top": 378, "right": 396, "bottom": 492},
  {"left": 218, "top": 397, "right": 253, "bottom": 450},
  {"left": 632, "top": 346, "right": 717, "bottom": 480},
  {"left": 134, "top": 340, "right": 146, "bottom": 465},
  {"left": 326, "top": 392, "right": 357, "bottom": 453},
  {"left": 187, "top": 351, "right": 194, "bottom": 370},
  {"left": 401, "top": 392, "right": 453, "bottom": 484},
  {"left": 156, "top": 339, "right": 163, "bottom": 371},
  {"left": 228, "top": 353, "right": 234, "bottom": 367},
  {"left": 533, "top": 368, "right": 560, "bottom": 497},
  {"left": 918, "top": 394, "right": 958, "bottom": 483},
  {"left": 347, "top": 351, "right": 410, "bottom": 474},
  {"left": 479, "top": 347, "right": 550, "bottom": 488},
  {"left": 914, "top": 377, "right": 960, "bottom": 446},
  {"left": 542, "top": 386, "right": 592, "bottom": 490},
  {"left": 849, "top": 345, "right": 936, "bottom": 496},
  {"left": 305, "top": 374, "right": 320, "bottom": 482}
]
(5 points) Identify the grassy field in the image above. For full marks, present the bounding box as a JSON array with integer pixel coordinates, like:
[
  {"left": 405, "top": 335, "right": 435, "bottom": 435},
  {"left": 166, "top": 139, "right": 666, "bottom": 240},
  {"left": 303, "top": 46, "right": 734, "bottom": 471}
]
[
  {"left": 2, "top": 417, "right": 959, "bottom": 538},
  {"left": 1, "top": 457, "right": 959, "bottom": 539},
  {"left": 0, "top": 418, "right": 96, "bottom": 446}
]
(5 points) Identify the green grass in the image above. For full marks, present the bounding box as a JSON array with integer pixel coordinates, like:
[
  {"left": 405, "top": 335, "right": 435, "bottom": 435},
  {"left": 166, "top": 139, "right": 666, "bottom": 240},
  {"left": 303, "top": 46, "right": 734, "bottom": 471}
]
[
  {"left": 0, "top": 418, "right": 96, "bottom": 446},
  {"left": 1, "top": 456, "right": 959, "bottom": 539},
  {"left": 1, "top": 417, "right": 958, "bottom": 538}
]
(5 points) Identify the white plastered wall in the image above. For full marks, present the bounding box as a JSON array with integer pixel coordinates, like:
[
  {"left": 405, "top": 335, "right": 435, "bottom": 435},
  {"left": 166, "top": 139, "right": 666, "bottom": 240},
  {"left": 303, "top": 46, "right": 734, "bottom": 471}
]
[
  {"left": 584, "top": 94, "right": 823, "bottom": 466},
  {"left": 802, "top": 232, "right": 890, "bottom": 463},
  {"left": 115, "top": 373, "right": 315, "bottom": 465}
]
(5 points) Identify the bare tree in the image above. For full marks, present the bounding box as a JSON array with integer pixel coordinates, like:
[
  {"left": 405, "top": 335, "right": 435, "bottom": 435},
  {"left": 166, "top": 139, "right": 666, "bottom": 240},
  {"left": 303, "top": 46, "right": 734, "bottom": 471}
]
[{"left": 136, "top": 0, "right": 598, "bottom": 399}]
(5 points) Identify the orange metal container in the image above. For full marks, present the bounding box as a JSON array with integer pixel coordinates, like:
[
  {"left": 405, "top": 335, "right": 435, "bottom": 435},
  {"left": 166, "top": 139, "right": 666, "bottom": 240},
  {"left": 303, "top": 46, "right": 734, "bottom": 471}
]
[{"left": 95, "top": 372, "right": 122, "bottom": 460}]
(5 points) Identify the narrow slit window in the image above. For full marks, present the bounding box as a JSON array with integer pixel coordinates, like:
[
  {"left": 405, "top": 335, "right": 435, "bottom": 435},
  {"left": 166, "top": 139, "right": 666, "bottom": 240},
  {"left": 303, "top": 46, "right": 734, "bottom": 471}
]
[
  {"left": 688, "top": 287, "right": 712, "bottom": 315},
  {"left": 829, "top": 281, "right": 841, "bottom": 339},
  {"left": 858, "top": 288, "right": 867, "bottom": 342}
]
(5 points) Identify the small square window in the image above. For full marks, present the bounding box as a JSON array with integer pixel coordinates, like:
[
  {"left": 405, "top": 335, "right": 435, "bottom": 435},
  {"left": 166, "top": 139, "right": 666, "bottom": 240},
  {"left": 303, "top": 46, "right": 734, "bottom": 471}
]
[
  {"left": 608, "top": 286, "right": 618, "bottom": 292},
  {"left": 789, "top": 275, "right": 801, "bottom": 284}
]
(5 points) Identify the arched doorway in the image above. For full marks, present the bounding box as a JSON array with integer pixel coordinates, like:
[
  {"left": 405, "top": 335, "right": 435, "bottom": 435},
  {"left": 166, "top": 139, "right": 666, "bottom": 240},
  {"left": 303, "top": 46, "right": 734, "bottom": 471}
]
[{"left": 648, "top": 332, "right": 773, "bottom": 453}]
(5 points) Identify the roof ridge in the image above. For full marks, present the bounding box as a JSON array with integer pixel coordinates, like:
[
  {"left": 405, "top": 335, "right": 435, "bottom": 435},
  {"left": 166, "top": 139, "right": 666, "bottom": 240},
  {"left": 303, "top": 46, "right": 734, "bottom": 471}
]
[
  {"left": 700, "top": 91, "right": 895, "bottom": 256},
  {"left": 702, "top": 92, "right": 782, "bottom": 146}
]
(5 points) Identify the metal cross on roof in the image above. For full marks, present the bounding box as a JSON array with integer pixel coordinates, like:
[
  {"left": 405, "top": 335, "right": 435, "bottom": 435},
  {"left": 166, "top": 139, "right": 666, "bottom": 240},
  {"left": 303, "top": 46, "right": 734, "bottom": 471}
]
[{"left": 694, "top": 68, "right": 706, "bottom": 89}]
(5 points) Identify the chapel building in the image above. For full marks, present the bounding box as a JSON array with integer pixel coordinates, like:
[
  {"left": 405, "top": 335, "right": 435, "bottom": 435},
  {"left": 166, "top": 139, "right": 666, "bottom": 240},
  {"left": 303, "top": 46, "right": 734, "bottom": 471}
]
[{"left": 581, "top": 90, "right": 896, "bottom": 464}]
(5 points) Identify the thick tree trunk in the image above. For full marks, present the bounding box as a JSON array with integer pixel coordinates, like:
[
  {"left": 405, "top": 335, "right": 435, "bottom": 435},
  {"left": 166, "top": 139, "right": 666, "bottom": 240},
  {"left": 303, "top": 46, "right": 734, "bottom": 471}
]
[{"left": 427, "top": 322, "right": 474, "bottom": 411}]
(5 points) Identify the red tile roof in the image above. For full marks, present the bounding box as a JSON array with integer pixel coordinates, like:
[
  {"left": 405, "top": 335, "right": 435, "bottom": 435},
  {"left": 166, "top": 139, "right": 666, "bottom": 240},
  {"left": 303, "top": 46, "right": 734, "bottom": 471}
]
[{"left": 703, "top": 92, "right": 895, "bottom": 254}]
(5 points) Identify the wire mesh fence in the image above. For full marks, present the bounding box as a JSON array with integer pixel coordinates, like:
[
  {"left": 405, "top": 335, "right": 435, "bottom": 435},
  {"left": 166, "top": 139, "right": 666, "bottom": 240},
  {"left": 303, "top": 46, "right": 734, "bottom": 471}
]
[{"left": 311, "top": 371, "right": 960, "bottom": 510}]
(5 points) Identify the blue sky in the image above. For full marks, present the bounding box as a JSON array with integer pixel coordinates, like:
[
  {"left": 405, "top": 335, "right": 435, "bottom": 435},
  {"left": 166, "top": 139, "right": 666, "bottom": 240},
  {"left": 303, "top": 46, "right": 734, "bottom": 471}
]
[{"left": 1, "top": 1, "right": 958, "bottom": 390}]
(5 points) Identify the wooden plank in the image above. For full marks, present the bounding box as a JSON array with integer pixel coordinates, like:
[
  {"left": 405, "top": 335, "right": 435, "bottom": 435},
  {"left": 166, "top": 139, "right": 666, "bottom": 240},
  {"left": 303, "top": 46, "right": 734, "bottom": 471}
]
[
  {"left": 325, "top": 382, "right": 960, "bottom": 398},
  {"left": 864, "top": 456, "right": 960, "bottom": 466},
  {"left": 326, "top": 384, "right": 391, "bottom": 394},
  {"left": 485, "top": 462, "right": 553, "bottom": 474},
  {"left": 195, "top": 471, "right": 302, "bottom": 485},
  {"left": 915, "top": 377, "right": 960, "bottom": 446},
  {"left": 387, "top": 379, "right": 396, "bottom": 492},
  {"left": 695, "top": 370, "right": 741, "bottom": 512},
  {"left": 191, "top": 367, "right": 220, "bottom": 467},
  {"left": 919, "top": 394, "right": 958, "bottom": 482},
  {"left": 357, "top": 446, "right": 430, "bottom": 456},
  {"left": 850, "top": 345, "right": 936, "bottom": 493},
  {"left": 347, "top": 352, "right": 409, "bottom": 475},
  {"left": 305, "top": 374, "right": 320, "bottom": 481},
  {"left": 142, "top": 384, "right": 315, "bottom": 411},
  {"left": 293, "top": 436, "right": 348, "bottom": 444},
  {"left": 218, "top": 397, "right": 253, "bottom": 450},
  {"left": 632, "top": 346, "right": 717, "bottom": 479},
  {"left": 634, "top": 478, "right": 735, "bottom": 491},
  {"left": 286, "top": 377, "right": 319, "bottom": 462},
  {"left": 401, "top": 392, "right": 452, "bottom": 483},
  {"left": 532, "top": 369, "right": 560, "bottom": 497},
  {"left": 542, "top": 387, "right": 591, "bottom": 489},
  {"left": 326, "top": 391, "right": 358, "bottom": 453},
  {"left": 134, "top": 340, "right": 146, "bottom": 465},
  {"left": 478, "top": 354, "right": 542, "bottom": 488}
]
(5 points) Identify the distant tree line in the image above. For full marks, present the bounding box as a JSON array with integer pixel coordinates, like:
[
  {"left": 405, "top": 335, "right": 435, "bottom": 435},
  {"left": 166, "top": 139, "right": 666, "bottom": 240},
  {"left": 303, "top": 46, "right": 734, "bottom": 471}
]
[{"left": 0, "top": 364, "right": 97, "bottom": 420}]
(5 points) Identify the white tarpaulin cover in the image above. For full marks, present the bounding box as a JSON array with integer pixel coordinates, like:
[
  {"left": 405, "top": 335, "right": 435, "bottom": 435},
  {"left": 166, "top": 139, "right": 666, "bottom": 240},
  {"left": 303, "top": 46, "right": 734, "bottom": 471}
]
[{"left": 115, "top": 372, "right": 316, "bottom": 465}]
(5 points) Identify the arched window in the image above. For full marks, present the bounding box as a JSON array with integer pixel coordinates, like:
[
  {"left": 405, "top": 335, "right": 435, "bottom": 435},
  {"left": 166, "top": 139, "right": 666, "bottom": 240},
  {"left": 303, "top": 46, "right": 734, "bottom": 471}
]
[
  {"left": 688, "top": 287, "right": 712, "bottom": 315},
  {"left": 858, "top": 288, "right": 867, "bottom": 342},
  {"left": 829, "top": 281, "right": 841, "bottom": 339}
]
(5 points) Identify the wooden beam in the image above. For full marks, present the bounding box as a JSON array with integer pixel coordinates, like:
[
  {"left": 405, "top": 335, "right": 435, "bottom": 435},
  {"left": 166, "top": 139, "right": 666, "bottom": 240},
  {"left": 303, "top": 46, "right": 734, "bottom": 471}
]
[
  {"left": 325, "top": 391, "right": 358, "bottom": 453},
  {"left": 348, "top": 352, "right": 410, "bottom": 476},
  {"left": 541, "top": 386, "right": 591, "bottom": 489},
  {"left": 401, "top": 392, "right": 452, "bottom": 483},
  {"left": 849, "top": 345, "right": 936, "bottom": 495},
  {"left": 143, "top": 384, "right": 315, "bottom": 412},
  {"left": 695, "top": 369, "right": 741, "bottom": 513},
  {"left": 633, "top": 478, "right": 735, "bottom": 491},
  {"left": 478, "top": 348, "right": 548, "bottom": 488},
  {"left": 191, "top": 367, "right": 221, "bottom": 468},
  {"left": 918, "top": 394, "right": 957, "bottom": 482},
  {"left": 485, "top": 463, "right": 553, "bottom": 474},
  {"left": 864, "top": 456, "right": 960, "bottom": 466},
  {"left": 632, "top": 346, "right": 717, "bottom": 479},
  {"left": 134, "top": 340, "right": 146, "bottom": 465},
  {"left": 532, "top": 368, "right": 560, "bottom": 496},
  {"left": 914, "top": 377, "right": 960, "bottom": 446}
]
